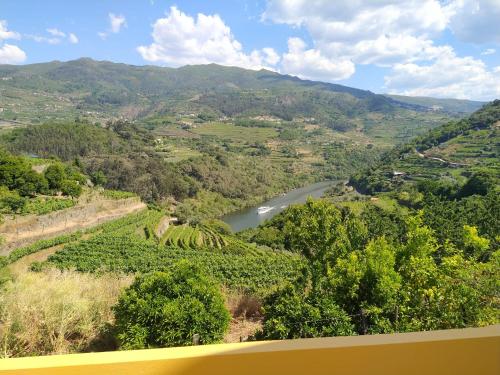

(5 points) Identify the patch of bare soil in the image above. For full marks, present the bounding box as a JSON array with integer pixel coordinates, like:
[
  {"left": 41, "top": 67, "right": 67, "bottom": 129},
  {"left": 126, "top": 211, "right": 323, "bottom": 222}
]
[{"left": 224, "top": 318, "right": 263, "bottom": 343}]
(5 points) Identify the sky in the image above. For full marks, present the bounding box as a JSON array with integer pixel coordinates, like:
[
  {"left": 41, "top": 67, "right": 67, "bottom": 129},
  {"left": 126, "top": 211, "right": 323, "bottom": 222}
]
[{"left": 1, "top": 0, "right": 500, "bottom": 100}]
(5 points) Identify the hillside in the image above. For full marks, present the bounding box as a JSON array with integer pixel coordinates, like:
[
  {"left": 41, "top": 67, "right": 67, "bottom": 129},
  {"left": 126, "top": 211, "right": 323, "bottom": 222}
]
[
  {"left": 385, "top": 95, "right": 485, "bottom": 114},
  {"left": 0, "top": 58, "right": 453, "bottom": 143},
  {"left": 350, "top": 100, "right": 500, "bottom": 194}
]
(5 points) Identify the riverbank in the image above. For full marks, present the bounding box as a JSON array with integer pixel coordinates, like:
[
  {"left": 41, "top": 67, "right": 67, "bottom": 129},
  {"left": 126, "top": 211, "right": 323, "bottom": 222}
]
[{"left": 221, "top": 180, "right": 336, "bottom": 232}]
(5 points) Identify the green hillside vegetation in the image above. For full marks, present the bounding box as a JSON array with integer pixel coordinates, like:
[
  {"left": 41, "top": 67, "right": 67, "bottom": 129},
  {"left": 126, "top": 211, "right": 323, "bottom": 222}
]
[
  {"left": 350, "top": 100, "right": 500, "bottom": 194},
  {"left": 2, "top": 60, "right": 471, "bottom": 220},
  {"left": 0, "top": 148, "right": 85, "bottom": 217},
  {"left": 45, "top": 233, "right": 302, "bottom": 294},
  {"left": 2, "top": 209, "right": 302, "bottom": 295},
  {"left": 0, "top": 59, "right": 454, "bottom": 143},
  {"left": 160, "top": 223, "right": 265, "bottom": 255},
  {"left": 3, "top": 116, "right": 379, "bottom": 219}
]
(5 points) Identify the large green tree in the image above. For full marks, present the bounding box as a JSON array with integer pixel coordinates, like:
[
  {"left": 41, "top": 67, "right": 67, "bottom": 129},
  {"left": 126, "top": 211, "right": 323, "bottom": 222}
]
[{"left": 113, "top": 261, "right": 230, "bottom": 349}]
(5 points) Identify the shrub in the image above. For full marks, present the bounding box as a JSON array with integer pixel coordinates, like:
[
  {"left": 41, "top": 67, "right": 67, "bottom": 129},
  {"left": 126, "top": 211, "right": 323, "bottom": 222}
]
[
  {"left": 0, "top": 188, "right": 26, "bottom": 214},
  {"left": 113, "top": 261, "right": 230, "bottom": 349},
  {"left": 61, "top": 179, "right": 82, "bottom": 198},
  {"left": 259, "top": 285, "right": 355, "bottom": 340}
]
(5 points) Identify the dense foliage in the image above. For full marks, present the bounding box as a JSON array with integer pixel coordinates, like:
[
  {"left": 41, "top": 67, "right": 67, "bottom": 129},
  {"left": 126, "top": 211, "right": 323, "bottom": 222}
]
[
  {"left": 46, "top": 233, "right": 303, "bottom": 294},
  {"left": 113, "top": 261, "right": 230, "bottom": 349},
  {"left": 0, "top": 149, "right": 85, "bottom": 215},
  {"left": 257, "top": 199, "right": 498, "bottom": 338}
]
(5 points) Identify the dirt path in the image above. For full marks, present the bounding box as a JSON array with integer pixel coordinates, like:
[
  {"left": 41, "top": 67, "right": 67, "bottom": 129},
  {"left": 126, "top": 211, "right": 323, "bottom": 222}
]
[
  {"left": 415, "top": 149, "right": 468, "bottom": 167},
  {"left": 7, "top": 232, "right": 96, "bottom": 276}
]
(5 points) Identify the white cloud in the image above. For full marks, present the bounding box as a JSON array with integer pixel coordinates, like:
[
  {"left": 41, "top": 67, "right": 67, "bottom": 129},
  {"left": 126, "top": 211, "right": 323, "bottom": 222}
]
[
  {"left": 26, "top": 34, "right": 61, "bottom": 45},
  {"left": 481, "top": 48, "right": 496, "bottom": 56},
  {"left": 264, "top": 0, "right": 455, "bottom": 68},
  {"left": 47, "top": 28, "right": 66, "bottom": 37},
  {"left": 138, "top": 6, "right": 278, "bottom": 70},
  {"left": 68, "top": 33, "right": 79, "bottom": 44},
  {"left": 99, "top": 13, "right": 127, "bottom": 39},
  {"left": 263, "top": 0, "right": 500, "bottom": 98},
  {"left": 109, "top": 13, "right": 127, "bottom": 33},
  {"left": 449, "top": 0, "right": 500, "bottom": 44},
  {"left": 28, "top": 29, "right": 78, "bottom": 44},
  {"left": 0, "top": 43, "right": 26, "bottom": 64},
  {"left": 385, "top": 50, "right": 500, "bottom": 100},
  {"left": 262, "top": 47, "right": 280, "bottom": 66},
  {"left": 0, "top": 20, "right": 20, "bottom": 41},
  {"left": 282, "top": 37, "right": 355, "bottom": 81}
]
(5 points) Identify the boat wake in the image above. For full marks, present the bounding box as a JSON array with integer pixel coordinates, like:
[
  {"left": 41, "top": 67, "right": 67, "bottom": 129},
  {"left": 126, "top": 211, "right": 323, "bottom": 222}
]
[{"left": 257, "top": 206, "right": 274, "bottom": 214}]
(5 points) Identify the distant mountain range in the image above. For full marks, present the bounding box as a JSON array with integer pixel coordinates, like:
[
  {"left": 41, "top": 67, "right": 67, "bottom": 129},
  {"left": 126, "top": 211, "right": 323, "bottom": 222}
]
[
  {"left": 0, "top": 58, "right": 486, "bottom": 142},
  {"left": 385, "top": 95, "right": 485, "bottom": 114}
]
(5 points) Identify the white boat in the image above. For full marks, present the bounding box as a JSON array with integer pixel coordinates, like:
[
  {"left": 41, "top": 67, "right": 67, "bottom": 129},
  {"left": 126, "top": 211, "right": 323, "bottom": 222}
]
[{"left": 257, "top": 206, "right": 274, "bottom": 214}]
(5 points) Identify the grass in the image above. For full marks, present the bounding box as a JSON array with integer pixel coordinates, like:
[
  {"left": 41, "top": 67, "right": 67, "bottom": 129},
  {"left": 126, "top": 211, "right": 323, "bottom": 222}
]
[
  {"left": 158, "top": 146, "right": 203, "bottom": 163},
  {"left": 0, "top": 269, "right": 132, "bottom": 358},
  {"left": 333, "top": 195, "right": 405, "bottom": 215},
  {"left": 192, "top": 122, "right": 278, "bottom": 143}
]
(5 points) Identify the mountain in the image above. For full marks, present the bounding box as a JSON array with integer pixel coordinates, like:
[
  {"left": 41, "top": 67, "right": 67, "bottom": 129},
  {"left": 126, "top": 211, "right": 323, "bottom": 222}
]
[
  {"left": 350, "top": 100, "right": 500, "bottom": 193},
  {"left": 385, "top": 95, "right": 485, "bottom": 114},
  {"left": 0, "top": 58, "right": 455, "bottom": 143}
]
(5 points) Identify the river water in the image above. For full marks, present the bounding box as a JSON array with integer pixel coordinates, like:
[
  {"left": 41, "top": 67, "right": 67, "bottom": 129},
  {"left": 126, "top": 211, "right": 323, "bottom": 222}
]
[{"left": 221, "top": 180, "right": 336, "bottom": 232}]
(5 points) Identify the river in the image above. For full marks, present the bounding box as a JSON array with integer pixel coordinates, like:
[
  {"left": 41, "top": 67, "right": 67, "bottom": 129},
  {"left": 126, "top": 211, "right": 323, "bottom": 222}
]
[{"left": 221, "top": 180, "right": 336, "bottom": 232}]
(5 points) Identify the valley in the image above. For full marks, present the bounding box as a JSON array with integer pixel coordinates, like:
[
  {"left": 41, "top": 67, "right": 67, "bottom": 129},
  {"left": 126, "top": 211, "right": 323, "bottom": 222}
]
[{"left": 0, "top": 59, "right": 498, "bottom": 358}]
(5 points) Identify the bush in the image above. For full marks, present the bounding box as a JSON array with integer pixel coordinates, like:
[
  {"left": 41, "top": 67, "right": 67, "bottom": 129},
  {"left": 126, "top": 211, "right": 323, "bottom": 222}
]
[
  {"left": 113, "top": 261, "right": 230, "bottom": 349},
  {"left": 0, "top": 188, "right": 26, "bottom": 213},
  {"left": 61, "top": 179, "right": 82, "bottom": 198},
  {"left": 259, "top": 285, "right": 355, "bottom": 340}
]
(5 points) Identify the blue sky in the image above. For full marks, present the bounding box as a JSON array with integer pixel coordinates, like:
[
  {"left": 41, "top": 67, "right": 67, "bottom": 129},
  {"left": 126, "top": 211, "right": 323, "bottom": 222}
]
[{"left": 1, "top": 0, "right": 499, "bottom": 100}]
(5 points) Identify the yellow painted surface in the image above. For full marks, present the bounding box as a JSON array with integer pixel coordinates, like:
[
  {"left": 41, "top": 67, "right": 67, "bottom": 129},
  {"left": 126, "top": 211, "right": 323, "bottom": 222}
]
[{"left": 1, "top": 325, "right": 499, "bottom": 375}]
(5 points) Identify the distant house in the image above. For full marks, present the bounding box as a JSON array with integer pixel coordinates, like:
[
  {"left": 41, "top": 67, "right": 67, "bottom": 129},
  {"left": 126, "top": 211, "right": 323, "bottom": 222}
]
[{"left": 393, "top": 171, "right": 406, "bottom": 176}]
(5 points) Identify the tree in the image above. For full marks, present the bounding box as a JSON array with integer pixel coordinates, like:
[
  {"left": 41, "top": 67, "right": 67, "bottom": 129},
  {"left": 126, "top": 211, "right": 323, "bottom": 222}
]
[
  {"left": 90, "top": 170, "right": 107, "bottom": 186},
  {"left": 462, "top": 225, "right": 490, "bottom": 261},
  {"left": 60, "top": 179, "right": 82, "bottom": 198},
  {"left": 44, "top": 163, "right": 66, "bottom": 190},
  {"left": 259, "top": 284, "right": 354, "bottom": 340},
  {"left": 282, "top": 199, "right": 365, "bottom": 263},
  {"left": 329, "top": 237, "right": 401, "bottom": 334},
  {"left": 113, "top": 261, "right": 230, "bottom": 349},
  {"left": 0, "top": 187, "right": 26, "bottom": 213},
  {"left": 459, "top": 171, "right": 496, "bottom": 197}
]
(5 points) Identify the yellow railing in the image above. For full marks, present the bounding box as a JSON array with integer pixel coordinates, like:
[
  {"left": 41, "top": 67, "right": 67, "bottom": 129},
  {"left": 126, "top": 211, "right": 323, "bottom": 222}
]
[{"left": 1, "top": 325, "right": 499, "bottom": 375}]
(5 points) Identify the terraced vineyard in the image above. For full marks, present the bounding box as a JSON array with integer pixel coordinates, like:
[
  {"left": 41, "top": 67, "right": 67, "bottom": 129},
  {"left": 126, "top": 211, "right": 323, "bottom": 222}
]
[
  {"left": 45, "top": 233, "right": 303, "bottom": 294},
  {"left": 5, "top": 208, "right": 303, "bottom": 294},
  {"left": 160, "top": 224, "right": 264, "bottom": 255}
]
